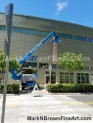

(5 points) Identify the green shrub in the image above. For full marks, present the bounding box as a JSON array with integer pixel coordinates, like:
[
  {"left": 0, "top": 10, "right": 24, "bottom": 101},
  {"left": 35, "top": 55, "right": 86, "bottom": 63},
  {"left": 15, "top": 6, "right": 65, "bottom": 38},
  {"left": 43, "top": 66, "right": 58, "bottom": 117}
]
[
  {"left": 0, "top": 84, "right": 20, "bottom": 94},
  {"left": 46, "top": 84, "right": 93, "bottom": 93},
  {"left": 46, "top": 84, "right": 63, "bottom": 93}
]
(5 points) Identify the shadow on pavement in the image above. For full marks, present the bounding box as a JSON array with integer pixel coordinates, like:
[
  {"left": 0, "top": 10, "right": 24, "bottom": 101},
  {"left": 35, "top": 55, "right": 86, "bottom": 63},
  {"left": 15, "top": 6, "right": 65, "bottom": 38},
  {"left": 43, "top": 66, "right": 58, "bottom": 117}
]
[
  {"left": 18, "top": 87, "right": 45, "bottom": 95},
  {"left": 67, "top": 93, "right": 93, "bottom": 107}
]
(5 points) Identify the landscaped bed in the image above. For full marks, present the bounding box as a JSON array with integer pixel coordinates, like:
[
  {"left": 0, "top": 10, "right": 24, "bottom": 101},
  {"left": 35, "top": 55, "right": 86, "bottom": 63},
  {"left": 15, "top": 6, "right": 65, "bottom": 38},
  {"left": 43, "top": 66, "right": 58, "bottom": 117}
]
[
  {"left": 46, "top": 84, "right": 93, "bottom": 93},
  {"left": 0, "top": 84, "right": 20, "bottom": 94}
]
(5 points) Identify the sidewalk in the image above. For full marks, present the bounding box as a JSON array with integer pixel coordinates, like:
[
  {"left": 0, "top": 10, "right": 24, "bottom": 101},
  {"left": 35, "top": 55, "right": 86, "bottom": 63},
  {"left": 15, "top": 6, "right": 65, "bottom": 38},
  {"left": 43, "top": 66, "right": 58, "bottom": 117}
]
[{"left": 0, "top": 89, "right": 93, "bottom": 123}]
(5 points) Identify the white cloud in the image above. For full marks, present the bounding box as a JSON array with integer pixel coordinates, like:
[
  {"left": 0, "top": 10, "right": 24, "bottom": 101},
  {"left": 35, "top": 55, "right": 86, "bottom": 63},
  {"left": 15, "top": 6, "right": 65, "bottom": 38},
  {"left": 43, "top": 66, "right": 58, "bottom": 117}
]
[{"left": 55, "top": 0, "right": 68, "bottom": 16}]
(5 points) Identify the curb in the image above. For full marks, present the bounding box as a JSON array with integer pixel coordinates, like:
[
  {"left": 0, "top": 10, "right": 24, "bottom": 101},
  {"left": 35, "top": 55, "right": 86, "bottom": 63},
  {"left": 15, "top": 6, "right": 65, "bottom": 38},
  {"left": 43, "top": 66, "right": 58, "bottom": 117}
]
[
  {"left": 47, "top": 92, "right": 93, "bottom": 95},
  {"left": 0, "top": 94, "right": 17, "bottom": 96}
]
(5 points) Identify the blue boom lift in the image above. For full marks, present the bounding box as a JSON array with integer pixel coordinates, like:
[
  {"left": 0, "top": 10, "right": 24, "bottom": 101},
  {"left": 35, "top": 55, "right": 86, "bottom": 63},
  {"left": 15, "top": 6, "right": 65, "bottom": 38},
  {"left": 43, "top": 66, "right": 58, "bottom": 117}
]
[{"left": 11, "top": 31, "right": 59, "bottom": 90}]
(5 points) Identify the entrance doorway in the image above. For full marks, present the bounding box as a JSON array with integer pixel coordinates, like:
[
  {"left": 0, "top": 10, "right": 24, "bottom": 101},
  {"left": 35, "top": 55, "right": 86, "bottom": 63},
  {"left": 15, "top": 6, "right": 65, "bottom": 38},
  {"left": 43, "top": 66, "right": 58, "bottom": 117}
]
[
  {"left": 45, "top": 71, "right": 57, "bottom": 84},
  {"left": 45, "top": 75, "right": 50, "bottom": 84}
]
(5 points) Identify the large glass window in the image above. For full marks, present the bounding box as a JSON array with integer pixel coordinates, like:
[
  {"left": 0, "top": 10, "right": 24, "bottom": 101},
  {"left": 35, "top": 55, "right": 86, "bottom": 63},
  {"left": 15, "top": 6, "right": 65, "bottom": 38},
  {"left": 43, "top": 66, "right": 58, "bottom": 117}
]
[
  {"left": 77, "top": 73, "right": 89, "bottom": 84},
  {"left": 45, "top": 71, "right": 56, "bottom": 84},
  {"left": 59, "top": 72, "right": 74, "bottom": 83}
]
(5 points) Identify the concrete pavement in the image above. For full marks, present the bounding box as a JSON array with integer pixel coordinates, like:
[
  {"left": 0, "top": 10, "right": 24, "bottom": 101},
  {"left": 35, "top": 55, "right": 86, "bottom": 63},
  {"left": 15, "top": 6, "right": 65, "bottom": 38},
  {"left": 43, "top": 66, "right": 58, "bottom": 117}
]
[{"left": 0, "top": 89, "right": 93, "bottom": 123}]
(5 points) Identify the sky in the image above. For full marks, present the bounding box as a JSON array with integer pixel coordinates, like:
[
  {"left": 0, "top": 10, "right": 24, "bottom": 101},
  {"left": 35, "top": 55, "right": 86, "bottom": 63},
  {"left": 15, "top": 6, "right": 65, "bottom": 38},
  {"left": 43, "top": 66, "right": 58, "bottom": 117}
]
[{"left": 0, "top": 0, "right": 93, "bottom": 28}]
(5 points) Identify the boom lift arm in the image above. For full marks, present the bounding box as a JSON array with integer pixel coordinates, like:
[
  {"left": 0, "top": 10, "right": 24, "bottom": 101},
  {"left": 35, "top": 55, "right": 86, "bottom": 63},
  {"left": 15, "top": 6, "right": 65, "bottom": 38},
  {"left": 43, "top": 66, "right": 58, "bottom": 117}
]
[
  {"left": 19, "top": 31, "right": 58, "bottom": 64},
  {"left": 11, "top": 31, "right": 59, "bottom": 81}
]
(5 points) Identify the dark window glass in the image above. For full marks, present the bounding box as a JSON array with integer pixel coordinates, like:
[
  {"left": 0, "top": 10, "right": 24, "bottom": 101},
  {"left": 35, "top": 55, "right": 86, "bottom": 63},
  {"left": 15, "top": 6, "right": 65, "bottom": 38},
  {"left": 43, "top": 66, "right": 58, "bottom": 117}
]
[
  {"left": 77, "top": 73, "right": 89, "bottom": 84},
  {"left": 22, "top": 62, "right": 37, "bottom": 67},
  {"left": 45, "top": 71, "right": 49, "bottom": 74},
  {"left": 51, "top": 72, "right": 56, "bottom": 75},
  {"left": 51, "top": 74, "right": 56, "bottom": 84},
  {"left": 39, "top": 63, "right": 48, "bottom": 68},
  {"left": 60, "top": 72, "right": 64, "bottom": 75},
  {"left": 60, "top": 72, "right": 73, "bottom": 83},
  {"left": 52, "top": 64, "right": 57, "bottom": 69}
]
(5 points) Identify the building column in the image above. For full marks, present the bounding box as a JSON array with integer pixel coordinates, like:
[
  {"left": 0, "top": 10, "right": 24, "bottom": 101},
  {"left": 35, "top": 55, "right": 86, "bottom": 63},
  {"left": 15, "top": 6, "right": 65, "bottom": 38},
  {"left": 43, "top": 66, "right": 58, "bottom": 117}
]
[
  {"left": 56, "top": 64, "right": 59, "bottom": 84},
  {"left": 56, "top": 71, "right": 59, "bottom": 84},
  {"left": 89, "top": 71, "right": 93, "bottom": 84},
  {"left": 73, "top": 72, "right": 77, "bottom": 84}
]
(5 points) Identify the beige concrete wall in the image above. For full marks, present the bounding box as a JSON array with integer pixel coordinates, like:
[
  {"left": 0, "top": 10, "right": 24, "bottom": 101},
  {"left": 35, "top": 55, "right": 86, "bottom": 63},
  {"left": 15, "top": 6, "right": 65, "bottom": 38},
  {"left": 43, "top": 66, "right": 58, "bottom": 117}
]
[
  {"left": 1, "top": 13, "right": 93, "bottom": 38},
  {"left": 58, "top": 38, "right": 93, "bottom": 66},
  {"left": 0, "top": 13, "right": 93, "bottom": 85}
]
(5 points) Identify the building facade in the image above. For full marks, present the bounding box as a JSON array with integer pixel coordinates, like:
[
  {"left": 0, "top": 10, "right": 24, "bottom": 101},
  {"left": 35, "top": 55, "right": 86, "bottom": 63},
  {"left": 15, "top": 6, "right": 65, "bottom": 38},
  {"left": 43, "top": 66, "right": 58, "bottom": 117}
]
[{"left": 0, "top": 13, "right": 93, "bottom": 84}]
